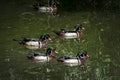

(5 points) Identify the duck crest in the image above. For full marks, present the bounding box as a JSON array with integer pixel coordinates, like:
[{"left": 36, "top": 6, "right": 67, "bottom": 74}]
[
  {"left": 38, "top": 34, "right": 50, "bottom": 47},
  {"left": 39, "top": 34, "right": 50, "bottom": 41}
]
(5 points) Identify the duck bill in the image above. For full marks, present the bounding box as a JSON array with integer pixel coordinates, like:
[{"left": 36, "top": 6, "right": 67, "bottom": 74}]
[
  {"left": 55, "top": 51, "right": 58, "bottom": 54},
  {"left": 86, "top": 54, "right": 89, "bottom": 58},
  {"left": 82, "top": 27, "right": 85, "bottom": 30},
  {"left": 48, "top": 38, "right": 52, "bottom": 41}
]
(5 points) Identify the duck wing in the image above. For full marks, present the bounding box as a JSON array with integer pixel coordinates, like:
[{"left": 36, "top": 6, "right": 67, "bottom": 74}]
[
  {"left": 57, "top": 56, "right": 76, "bottom": 61},
  {"left": 26, "top": 53, "right": 45, "bottom": 58},
  {"left": 65, "top": 31, "right": 76, "bottom": 33},
  {"left": 22, "top": 38, "right": 38, "bottom": 42}
]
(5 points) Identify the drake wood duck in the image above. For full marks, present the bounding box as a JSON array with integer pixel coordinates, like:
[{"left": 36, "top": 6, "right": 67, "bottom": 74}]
[
  {"left": 13, "top": 34, "right": 51, "bottom": 48},
  {"left": 53, "top": 24, "right": 85, "bottom": 39},
  {"left": 57, "top": 50, "right": 89, "bottom": 66},
  {"left": 26, "top": 48, "right": 58, "bottom": 62}
]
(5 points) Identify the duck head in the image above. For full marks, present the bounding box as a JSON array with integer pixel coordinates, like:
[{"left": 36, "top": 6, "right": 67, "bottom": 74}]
[
  {"left": 45, "top": 47, "right": 58, "bottom": 60},
  {"left": 74, "top": 24, "right": 85, "bottom": 32},
  {"left": 51, "top": 3, "right": 57, "bottom": 14},
  {"left": 45, "top": 47, "right": 58, "bottom": 56},
  {"left": 76, "top": 50, "right": 89, "bottom": 59},
  {"left": 39, "top": 34, "right": 51, "bottom": 41}
]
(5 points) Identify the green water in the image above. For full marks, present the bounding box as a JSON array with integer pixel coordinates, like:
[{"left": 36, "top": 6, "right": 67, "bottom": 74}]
[{"left": 0, "top": 1, "right": 120, "bottom": 80}]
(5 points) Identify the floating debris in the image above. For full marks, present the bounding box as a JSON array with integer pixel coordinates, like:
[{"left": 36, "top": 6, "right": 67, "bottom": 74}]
[{"left": 100, "top": 28, "right": 104, "bottom": 31}]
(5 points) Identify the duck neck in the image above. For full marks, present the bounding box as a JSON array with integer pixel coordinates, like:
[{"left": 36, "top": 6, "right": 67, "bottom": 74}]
[
  {"left": 52, "top": 5, "right": 57, "bottom": 12},
  {"left": 41, "top": 41, "right": 47, "bottom": 46},
  {"left": 48, "top": 55, "right": 54, "bottom": 60},
  {"left": 77, "top": 31, "right": 82, "bottom": 37},
  {"left": 80, "top": 58, "right": 85, "bottom": 63}
]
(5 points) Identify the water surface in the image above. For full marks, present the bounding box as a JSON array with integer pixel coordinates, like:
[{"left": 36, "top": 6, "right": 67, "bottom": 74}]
[{"left": 0, "top": 1, "right": 120, "bottom": 80}]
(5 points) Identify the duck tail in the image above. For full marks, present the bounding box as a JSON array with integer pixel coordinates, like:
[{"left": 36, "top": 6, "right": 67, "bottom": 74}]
[
  {"left": 57, "top": 57, "right": 64, "bottom": 62},
  {"left": 12, "top": 39, "right": 18, "bottom": 41},
  {"left": 26, "top": 53, "right": 34, "bottom": 60},
  {"left": 12, "top": 39, "right": 24, "bottom": 45},
  {"left": 52, "top": 30, "right": 60, "bottom": 36},
  {"left": 57, "top": 59, "right": 64, "bottom": 62}
]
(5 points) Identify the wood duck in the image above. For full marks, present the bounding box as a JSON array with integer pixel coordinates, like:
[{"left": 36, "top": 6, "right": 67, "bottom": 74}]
[
  {"left": 33, "top": 0, "right": 58, "bottom": 15},
  {"left": 57, "top": 50, "right": 89, "bottom": 66},
  {"left": 53, "top": 24, "right": 85, "bottom": 39},
  {"left": 13, "top": 34, "right": 51, "bottom": 48},
  {"left": 26, "top": 48, "right": 58, "bottom": 62}
]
